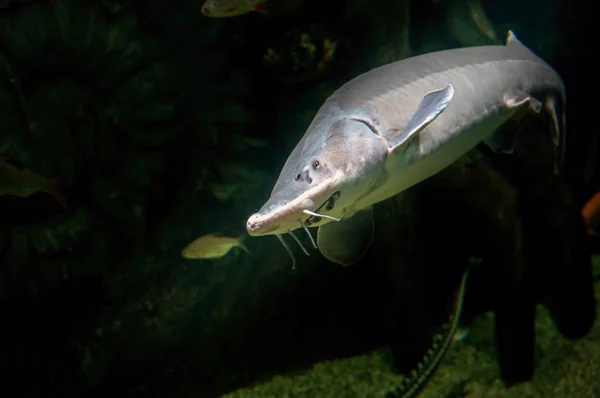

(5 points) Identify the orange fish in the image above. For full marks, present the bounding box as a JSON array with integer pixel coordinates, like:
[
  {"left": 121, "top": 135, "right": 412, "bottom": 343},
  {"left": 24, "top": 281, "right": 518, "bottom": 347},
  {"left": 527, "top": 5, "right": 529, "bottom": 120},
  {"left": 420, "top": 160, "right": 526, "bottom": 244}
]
[
  {"left": 582, "top": 191, "right": 600, "bottom": 236},
  {"left": 0, "top": 157, "right": 67, "bottom": 210}
]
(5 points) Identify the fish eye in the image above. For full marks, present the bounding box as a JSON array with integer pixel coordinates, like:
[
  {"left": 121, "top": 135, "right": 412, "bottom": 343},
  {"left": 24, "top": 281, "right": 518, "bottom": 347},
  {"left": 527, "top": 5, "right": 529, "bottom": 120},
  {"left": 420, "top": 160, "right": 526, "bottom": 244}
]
[
  {"left": 295, "top": 173, "right": 302, "bottom": 181},
  {"left": 312, "top": 160, "right": 320, "bottom": 170}
]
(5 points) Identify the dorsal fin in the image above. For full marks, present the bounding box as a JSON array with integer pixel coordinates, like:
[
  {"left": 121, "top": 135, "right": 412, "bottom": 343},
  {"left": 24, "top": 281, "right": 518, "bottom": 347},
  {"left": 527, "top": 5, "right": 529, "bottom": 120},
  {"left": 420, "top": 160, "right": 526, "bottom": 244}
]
[
  {"left": 386, "top": 269, "right": 470, "bottom": 398},
  {"left": 505, "top": 30, "right": 523, "bottom": 46},
  {"left": 505, "top": 30, "right": 540, "bottom": 61}
]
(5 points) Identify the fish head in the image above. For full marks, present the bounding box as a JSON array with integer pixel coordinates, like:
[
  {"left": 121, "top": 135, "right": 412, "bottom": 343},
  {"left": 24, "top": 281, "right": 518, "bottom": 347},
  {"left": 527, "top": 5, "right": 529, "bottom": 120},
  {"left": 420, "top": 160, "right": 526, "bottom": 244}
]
[
  {"left": 200, "top": 0, "right": 222, "bottom": 17},
  {"left": 247, "top": 116, "right": 388, "bottom": 236}
]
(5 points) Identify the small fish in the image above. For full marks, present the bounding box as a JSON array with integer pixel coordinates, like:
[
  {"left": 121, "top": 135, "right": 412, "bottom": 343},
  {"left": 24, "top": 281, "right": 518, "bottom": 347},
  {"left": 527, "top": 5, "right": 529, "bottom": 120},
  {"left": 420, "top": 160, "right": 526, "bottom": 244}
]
[
  {"left": 201, "top": 0, "right": 302, "bottom": 18},
  {"left": 0, "top": 157, "right": 67, "bottom": 210},
  {"left": 582, "top": 191, "right": 600, "bottom": 236},
  {"left": 200, "top": 0, "right": 267, "bottom": 17},
  {"left": 181, "top": 233, "right": 249, "bottom": 259}
]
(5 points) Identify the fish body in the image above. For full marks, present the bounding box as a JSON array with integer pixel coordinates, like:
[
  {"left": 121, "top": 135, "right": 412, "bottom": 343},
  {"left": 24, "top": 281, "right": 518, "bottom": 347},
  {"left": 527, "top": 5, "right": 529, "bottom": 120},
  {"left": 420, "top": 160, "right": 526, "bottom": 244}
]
[
  {"left": 200, "top": 0, "right": 267, "bottom": 17},
  {"left": 181, "top": 234, "right": 249, "bottom": 259},
  {"left": 246, "top": 31, "right": 565, "bottom": 265},
  {"left": 201, "top": 0, "right": 302, "bottom": 17},
  {"left": 387, "top": 269, "right": 470, "bottom": 398},
  {"left": 0, "top": 157, "right": 66, "bottom": 209},
  {"left": 343, "top": 36, "right": 564, "bottom": 216},
  {"left": 582, "top": 191, "right": 600, "bottom": 236}
]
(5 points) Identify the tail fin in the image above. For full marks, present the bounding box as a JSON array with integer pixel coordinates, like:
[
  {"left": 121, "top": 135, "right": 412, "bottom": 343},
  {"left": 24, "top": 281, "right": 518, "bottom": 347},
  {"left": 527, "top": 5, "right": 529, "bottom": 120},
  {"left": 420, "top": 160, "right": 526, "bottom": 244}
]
[
  {"left": 47, "top": 177, "right": 68, "bottom": 212},
  {"left": 238, "top": 243, "right": 251, "bottom": 254},
  {"left": 237, "top": 236, "right": 251, "bottom": 254}
]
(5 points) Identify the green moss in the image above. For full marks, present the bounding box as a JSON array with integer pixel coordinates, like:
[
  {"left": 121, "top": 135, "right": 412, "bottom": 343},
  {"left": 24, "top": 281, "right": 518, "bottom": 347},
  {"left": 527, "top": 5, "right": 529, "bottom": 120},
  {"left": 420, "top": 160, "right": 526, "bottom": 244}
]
[{"left": 223, "top": 280, "right": 600, "bottom": 397}]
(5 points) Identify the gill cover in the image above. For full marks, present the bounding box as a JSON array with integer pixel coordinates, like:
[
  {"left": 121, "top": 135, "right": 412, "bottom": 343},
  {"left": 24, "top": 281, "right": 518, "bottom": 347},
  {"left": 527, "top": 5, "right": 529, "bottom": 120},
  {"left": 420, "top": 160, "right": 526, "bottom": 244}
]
[
  {"left": 315, "top": 117, "right": 389, "bottom": 214},
  {"left": 316, "top": 85, "right": 456, "bottom": 266},
  {"left": 308, "top": 117, "right": 387, "bottom": 265}
]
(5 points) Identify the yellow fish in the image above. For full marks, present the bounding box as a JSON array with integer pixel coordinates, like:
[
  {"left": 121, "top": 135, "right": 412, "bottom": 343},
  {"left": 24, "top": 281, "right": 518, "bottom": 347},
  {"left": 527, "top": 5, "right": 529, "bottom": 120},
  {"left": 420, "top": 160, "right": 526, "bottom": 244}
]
[
  {"left": 181, "top": 233, "right": 249, "bottom": 259},
  {"left": 0, "top": 157, "right": 67, "bottom": 210},
  {"left": 200, "top": 0, "right": 302, "bottom": 18},
  {"left": 201, "top": 0, "right": 268, "bottom": 17}
]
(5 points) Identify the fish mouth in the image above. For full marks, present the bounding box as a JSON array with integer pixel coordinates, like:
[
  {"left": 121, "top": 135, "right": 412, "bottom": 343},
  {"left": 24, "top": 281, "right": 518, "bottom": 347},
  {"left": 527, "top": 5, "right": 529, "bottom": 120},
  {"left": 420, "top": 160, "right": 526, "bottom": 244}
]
[
  {"left": 251, "top": 223, "right": 279, "bottom": 235},
  {"left": 246, "top": 171, "right": 345, "bottom": 237},
  {"left": 246, "top": 191, "right": 343, "bottom": 269},
  {"left": 246, "top": 204, "right": 303, "bottom": 236},
  {"left": 246, "top": 210, "right": 290, "bottom": 236},
  {"left": 246, "top": 190, "right": 340, "bottom": 237}
]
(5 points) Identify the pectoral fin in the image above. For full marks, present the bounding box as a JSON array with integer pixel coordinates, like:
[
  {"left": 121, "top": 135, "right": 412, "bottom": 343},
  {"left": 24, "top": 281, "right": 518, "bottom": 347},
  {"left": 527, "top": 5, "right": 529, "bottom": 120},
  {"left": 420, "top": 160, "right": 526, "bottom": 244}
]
[
  {"left": 503, "top": 91, "right": 543, "bottom": 113},
  {"left": 388, "top": 84, "right": 455, "bottom": 152},
  {"left": 317, "top": 206, "right": 374, "bottom": 266}
]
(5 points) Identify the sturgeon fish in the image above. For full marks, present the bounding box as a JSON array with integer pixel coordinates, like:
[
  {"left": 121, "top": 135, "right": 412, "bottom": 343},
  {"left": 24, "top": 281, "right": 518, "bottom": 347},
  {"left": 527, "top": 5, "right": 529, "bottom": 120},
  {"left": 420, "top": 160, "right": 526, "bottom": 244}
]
[
  {"left": 386, "top": 268, "right": 471, "bottom": 398},
  {"left": 246, "top": 31, "right": 566, "bottom": 266}
]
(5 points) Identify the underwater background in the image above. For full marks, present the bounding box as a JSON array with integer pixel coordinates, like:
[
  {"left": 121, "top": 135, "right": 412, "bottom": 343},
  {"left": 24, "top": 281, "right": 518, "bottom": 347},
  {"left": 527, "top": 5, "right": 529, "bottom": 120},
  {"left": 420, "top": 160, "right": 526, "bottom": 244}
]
[{"left": 0, "top": 0, "right": 598, "bottom": 397}]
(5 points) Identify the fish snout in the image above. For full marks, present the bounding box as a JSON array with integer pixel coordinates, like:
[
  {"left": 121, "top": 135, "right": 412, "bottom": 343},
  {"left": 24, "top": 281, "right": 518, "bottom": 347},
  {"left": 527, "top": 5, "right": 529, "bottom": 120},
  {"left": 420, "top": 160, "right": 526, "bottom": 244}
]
[
  {"left": 246, "top": 215, "right": 260, "bottom": 235},
  {"left": 247, "top": 212, "right": 282, "bottom": 236},
  {"left": 247, "top": 213, "right": 265, "bottom": 236}
]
